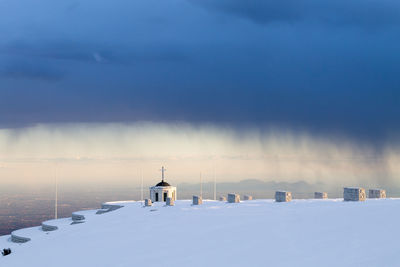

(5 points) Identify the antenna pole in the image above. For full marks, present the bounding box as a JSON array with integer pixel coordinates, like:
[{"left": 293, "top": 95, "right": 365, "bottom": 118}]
[
  {"left": 200, "top": 172, "right": 202, "bottom": 198},
  {"left": 213, "top": 167, "right": 216, "bottom": 201},
  {"left": 141, "top": 169, "right": 144, "bottom": 202},
  {"left": 55, "top": 164, "right": 58, "bottom": 220}
]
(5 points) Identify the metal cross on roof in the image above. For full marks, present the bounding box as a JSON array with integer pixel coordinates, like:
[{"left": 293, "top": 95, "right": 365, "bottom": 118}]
[{"left": 160, "top": 166, "right": 166, "bottom": 182}]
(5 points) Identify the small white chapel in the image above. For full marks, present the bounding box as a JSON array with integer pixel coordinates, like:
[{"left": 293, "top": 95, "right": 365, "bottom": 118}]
[{"left": 150, "top": 166, "right": 177, "bottom": 202}]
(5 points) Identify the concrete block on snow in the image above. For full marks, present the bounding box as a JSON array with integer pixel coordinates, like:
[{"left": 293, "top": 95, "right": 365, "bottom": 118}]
[
  {"left": 243, "top": 195, "right": 253, "bottom": 200},
  {"left": 145, "top": 199, "right": 152, "bottom": 206},
  {"left": 193, "top": 195, "right": 203, "bottom": 205},
  {"left": 275, "top": 191, "right": 292, "bottom": 202},
  {"left": 166, "top": 197, "right": 174, "bottom": 206},
  {"left": 344, "top": 187, "right": 366, "bottom": 201},
  {"left": 228, "top": 193, "right": 240, "bottom": 203},
  {"left": 368, "top": 189, "right": 386, "bottom": 199},
  {"left": 314, "top": 192, "right": 328, "bottom": 199}
]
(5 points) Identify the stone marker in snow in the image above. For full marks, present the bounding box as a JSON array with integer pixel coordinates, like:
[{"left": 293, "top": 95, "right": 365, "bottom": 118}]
[
  {"left": 343, "top": 187, "right": 366, "bottom": 201},
  {"left": 228, "top": 193, "right": 240, "bottom": 203},
  {"left": 275, "top": 191, "right": 292, "bottom": 202},
  {"left": 193, "top": 195, "right": 202, "bottom": 205},
  {"left": 145, "top": 199, "right": 152, "bottom": 207},
  {"left": 166, "top": 197, "right": 174, "bottom": 206},
  {"left": 243, "top": 195, "right": 253, "bottom": 200},
  {"left": 72, "top": 212, "right": 85, "bottom": 221},
  {"left": 219, "top": 196, "right": 227, "bottom": 201},
  {"left": 314, "top": 192, "right": 328, "bottom": 199},
  {"left": 368, "top": 189, "right": 386, "bottom": 199}
]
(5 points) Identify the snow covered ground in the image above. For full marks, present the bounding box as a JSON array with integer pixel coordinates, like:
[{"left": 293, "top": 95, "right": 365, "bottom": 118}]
[{"left": 1, "top": 198, "right": 399, "bottom": 267}]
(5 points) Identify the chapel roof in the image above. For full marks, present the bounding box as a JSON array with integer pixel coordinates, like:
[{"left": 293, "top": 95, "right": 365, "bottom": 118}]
[{"left": 155, "top": 180, "right": 171, "bottom": 187}]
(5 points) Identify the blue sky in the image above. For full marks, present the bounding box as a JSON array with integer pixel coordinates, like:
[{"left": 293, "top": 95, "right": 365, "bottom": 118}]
[{"left": 1, "top": 0, "right": 399, "bottom": 143}]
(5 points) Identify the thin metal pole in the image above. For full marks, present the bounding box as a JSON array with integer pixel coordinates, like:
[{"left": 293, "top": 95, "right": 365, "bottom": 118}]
[
  {"left": 55, "top": 165, "right": 58, "bottom": 220},
  {"left": 214, "top": 167, "right": 216, "bottom": 201},
  {"left": 200, "top": 172, "right": 202, "bottom": 198},
  {"left": 141, "top": 169, "right": 144, "bottom": 202}
]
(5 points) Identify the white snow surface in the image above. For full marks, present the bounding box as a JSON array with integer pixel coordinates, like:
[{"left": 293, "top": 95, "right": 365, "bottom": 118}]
[{"left": 1, "top": 199, "right": 399, "bottom": 267}]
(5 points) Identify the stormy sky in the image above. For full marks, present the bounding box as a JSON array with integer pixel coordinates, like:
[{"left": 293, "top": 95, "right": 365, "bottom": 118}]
[
  {"left": 0, "top": 0, "right": 399, "bottom": 142},
  {"left": 1, "top": 0, "right": 400, "bottom": 189}
]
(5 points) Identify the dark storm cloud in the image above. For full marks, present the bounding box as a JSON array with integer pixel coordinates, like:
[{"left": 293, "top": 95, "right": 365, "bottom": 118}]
[
  {"left": 1, "top": 41, "right": 102, "bottom": 63},
  {"left": 0, "top": 66, "right": 63, "bottom": 82},
  {"left": 0, "top": 41, "right": 189, "bottom": 65},
  {"left": 191, "top": 0, "right": 400, "bottom": 27},
  {"left": 0, "top": 0, "right": 399, "bottom": 143}
]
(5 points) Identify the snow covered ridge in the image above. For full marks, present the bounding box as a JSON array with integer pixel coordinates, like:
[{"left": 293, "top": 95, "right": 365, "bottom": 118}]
[
  {"left": 7, "top": 201, "right": 131, "bottom": 244},
  {"left": 1, "top": 199, "right": 400, "bottom": 267}
]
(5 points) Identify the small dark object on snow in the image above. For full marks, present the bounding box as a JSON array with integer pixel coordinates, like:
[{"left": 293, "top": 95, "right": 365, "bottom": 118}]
[{"left": 2, "top": 248, "right": 11, "bottom": 256}]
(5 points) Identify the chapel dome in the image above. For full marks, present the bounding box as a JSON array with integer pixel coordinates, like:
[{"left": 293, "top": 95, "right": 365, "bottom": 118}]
[{"left": 155, "top": 181, "right": 171, "bottom": 187}]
